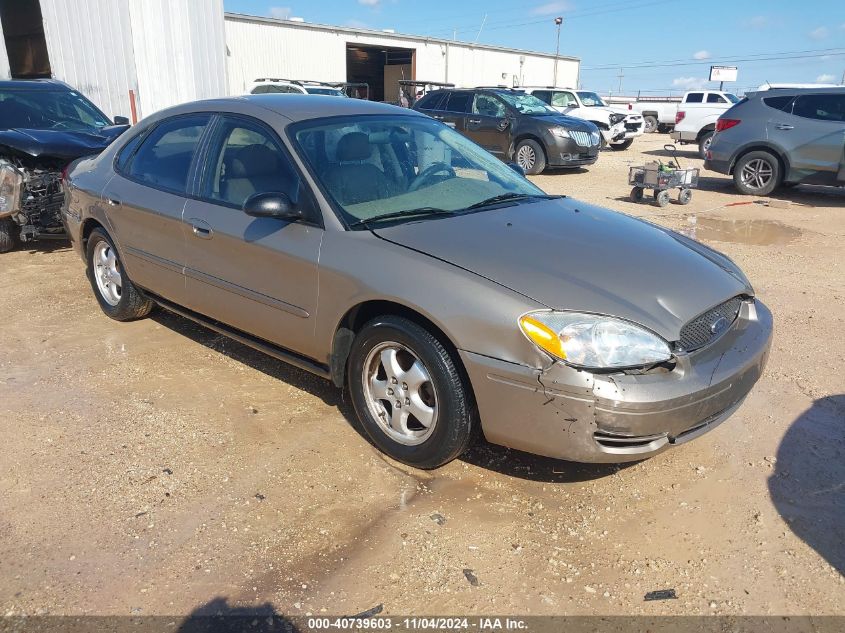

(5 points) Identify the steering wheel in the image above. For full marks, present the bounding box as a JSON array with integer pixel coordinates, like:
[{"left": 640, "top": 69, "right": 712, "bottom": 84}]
[{"left": 408, "top": 162, "right": 456, "bottom": 192}]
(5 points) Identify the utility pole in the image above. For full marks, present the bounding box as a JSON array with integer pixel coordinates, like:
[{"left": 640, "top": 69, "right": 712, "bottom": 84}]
[
  {"left": 617, "top": 68, "right": 624, "bottom": 93},
  {"left": 553, "top": 17, "right": 563, "bottom": 86}
]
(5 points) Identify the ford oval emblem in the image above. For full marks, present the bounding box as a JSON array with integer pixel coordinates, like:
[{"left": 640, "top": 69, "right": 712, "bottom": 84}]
[{"left": 710, "top": 316, "right": 729, "bottom": 335}]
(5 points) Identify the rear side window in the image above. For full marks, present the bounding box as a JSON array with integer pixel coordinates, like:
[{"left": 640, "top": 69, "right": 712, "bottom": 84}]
[
  {"left": 124, "top": 114, "right": 210, "bottom": 194},
  {"left": 792, "top": 94, "right": 845, "bottom": 122},
  {"left": 707, "top": 94, "right": 727, "bottom": 103},
  {"left": 443, "top": 91, "right": 472, "bottom": 113},
  {"left": 415, "top": 91, "right": 446, "bottom": 110},
  {"left": 763, "top": 95, "right": 795, "bottom": 112},
  {"left": 685, "top": 93, "right": 704, "bottom": 103}
]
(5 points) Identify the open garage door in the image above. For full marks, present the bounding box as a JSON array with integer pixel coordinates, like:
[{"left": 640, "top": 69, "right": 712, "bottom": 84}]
[{"left": 346, "top": 43, "right": 414, "bottom": 103}]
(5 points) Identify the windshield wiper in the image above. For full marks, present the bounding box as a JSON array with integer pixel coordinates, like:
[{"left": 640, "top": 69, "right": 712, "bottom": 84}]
[
  {"left": 464, "top": 193, "right": 559, "bottom": 210},
  {"left": 348, "top": 207, "right": 456, "bottom": 228}
]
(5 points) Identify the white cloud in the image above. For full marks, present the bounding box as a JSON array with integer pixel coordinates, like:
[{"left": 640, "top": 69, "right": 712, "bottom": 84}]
[
  {"left": 672, "top": 76, "right": 710, "bottom": 91},
  {"left": 693, "top": 50, "right": 710, "bottom": 60},
  {"left": 358, "top": 0, "right": 380, "bottom": 6},
  {"left": 530, "top": 1, "right": 573, "bottom": 16},
  {"left": 268, "top": 6, "right": 292, "bottom": 19},
  {"left": 809, "top": 26, "right": 829, "bottom": 40},
  {"left": 816, "top": 73, "right": 836, "bottom": 83},
  {"left": 746, "top": 15, "right": 769, "bottom": 29}
]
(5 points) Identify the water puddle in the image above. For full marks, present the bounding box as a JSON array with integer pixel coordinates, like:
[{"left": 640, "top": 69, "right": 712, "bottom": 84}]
[{"left": 681, "top": 216, "right": 802, "bottom": 246}]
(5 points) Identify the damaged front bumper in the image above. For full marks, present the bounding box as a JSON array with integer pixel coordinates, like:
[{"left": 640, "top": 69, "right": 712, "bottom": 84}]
[{"left": 460, "top": 299, "right": 772, "bottom": 463}]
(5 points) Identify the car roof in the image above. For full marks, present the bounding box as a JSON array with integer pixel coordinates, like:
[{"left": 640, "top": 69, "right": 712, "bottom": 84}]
[
  {"left": 748, "top": 86, "right": 845, "bottom": 97},
  {"left": 158, "top": 94, "right": 426, "bottom": 123},
  {"left": 0, "top": 79, "right": 72, "bottom": 91}
]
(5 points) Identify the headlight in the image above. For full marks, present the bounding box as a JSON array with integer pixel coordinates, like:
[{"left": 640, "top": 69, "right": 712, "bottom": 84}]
[
  {"left": 610, "top": 113, "right": 625, "bottom": 125},
  {"left": 551, "top": 126, "right": 570, "bottom": 139},
  {"left": 518, "top": 311, "right": 672, "bottom": 369},
  {"left": 0, "top": 163, "right": 23, "bottom": 216}
]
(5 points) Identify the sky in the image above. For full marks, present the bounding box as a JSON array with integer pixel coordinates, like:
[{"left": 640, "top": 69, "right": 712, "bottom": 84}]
[{"left": 224, "top": 0, "right": 845, "bottom": 95}]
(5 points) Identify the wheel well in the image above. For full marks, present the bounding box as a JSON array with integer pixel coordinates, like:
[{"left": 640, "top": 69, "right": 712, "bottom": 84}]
[
  {"left": 642, "top": 111, "right": 658, "bottom": 118},
  {"left": 80, "top": 218, "right": 107, "bottom": 252},
  {"left": 330, "top": 300, "right": 472, "bottom": 400},
  {"left": 513, "top": 134, "right": 548, "bottom": 161},
  {"left": 696, "top": 124, "right": 715, "bottom": 140},
  {"left": 589, "top": 120, "right": 609, "bottom": 131},
  {"left": 729, "top": 146, "right": 786, "bottom": 177}
]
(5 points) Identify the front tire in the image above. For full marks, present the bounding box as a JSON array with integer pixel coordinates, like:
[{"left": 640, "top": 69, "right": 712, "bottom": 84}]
[
  {"left": 515, "top": 139, "right": 546, "bottom": 175},
  {"left": 609, "top": 138, "right": 634, "bottom": 151},
  {"left": 733, "top": 151, "right": 781, "bottom": 196},
  {"left": 0, "top": 218, "right": 19, "bottom": 253},
  {"left": 86, "top": 228, "right": 154, "bottom": 321},
  {"left": 348, "top": 316, "right": 475, "bottom": 469}
]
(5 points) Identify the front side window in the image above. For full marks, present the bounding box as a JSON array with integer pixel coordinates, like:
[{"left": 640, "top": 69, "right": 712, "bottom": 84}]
[
  {"left": 792, "top": 94, "right": 845, "bottom": 122},
  {"left": 0, "top": 88, "right": 111, "bottom": 131},
  {"left": 125, "top": 114, "right": 210, "bottom": 194},
  {"left": 576, "top": 91, "right": 605, "bottom": 107},
  {"left": 495, "top": 91, "right": 555, "bottom": 115},
  {"left": 291, "top": 115, "right": 544, "bottom": 228},
  {"left": 472, "top": 94, "right": 506, "bottom": 118},
  {"left": 203, "top": 117, "right": 300, "bottom": 208},
  {"left": 551, "top": 91, "right": 578, "bottom": 107}
]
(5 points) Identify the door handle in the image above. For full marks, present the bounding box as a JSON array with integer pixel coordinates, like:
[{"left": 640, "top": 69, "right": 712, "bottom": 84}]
[
  {"left": 106, "top": 198, "right": 121, "bottom": 206},
  {"left": 468, "top": 118, "right": 481, "bottom": 124},
  {"left": 189, "top": 218, "right": 213, "bottom": 239},
  {"left": 775, "top": 124, "right": 794, "bottom": 130}
]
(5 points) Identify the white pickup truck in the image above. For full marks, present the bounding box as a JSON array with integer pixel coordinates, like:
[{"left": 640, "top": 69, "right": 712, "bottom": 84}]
[
  {"left": 608, "top": 91, "right": 739, "bottom": 141},
  {"left": 670, "top": 91, "right": 741, "bottom": 158},
  {"left": 523, "top": 87, "right": 645, "bottom": 150}
]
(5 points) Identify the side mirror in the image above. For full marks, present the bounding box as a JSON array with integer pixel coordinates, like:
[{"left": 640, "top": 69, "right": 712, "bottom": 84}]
[
  {"left": 113, "top": 115, "right": 130, "bottom": 125},
  {"left": 507, "top": 162, "right": 525, "bottom": 176},
  {"left": 243, "top": 192, "right": 304, "bottom": 221}
]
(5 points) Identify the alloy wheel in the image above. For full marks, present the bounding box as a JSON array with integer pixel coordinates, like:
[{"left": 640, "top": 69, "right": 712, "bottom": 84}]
[
  {"left": 93, "top": 241, "right": 122, "bottom": 306},
  {"left": 362, "top": 342, "right": 438, "bottom": 446},
  {"left": 740, "top": 158, "right": 774, "bottom": 191},
  {"left": 517, "top": 144, "right": 536, "bottom": 171}
]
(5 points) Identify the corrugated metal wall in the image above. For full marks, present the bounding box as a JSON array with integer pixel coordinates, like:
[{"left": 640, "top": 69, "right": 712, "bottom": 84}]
[
  {"left": 40, "top": 0, "right": 137, "bottom": 119},
  {"left": 224, "top": 16, "right": 580, "bottom": 95}
]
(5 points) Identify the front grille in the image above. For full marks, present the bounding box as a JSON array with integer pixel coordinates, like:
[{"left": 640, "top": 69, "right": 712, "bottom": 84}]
[
  {"left": 678, "top": 296, "right": 744, "bottom": 352},
  {"left": 625, "top": 121, "right": 643, "bottom": 132},
  {"left": 570, "top": 130, "right": 600, "bottom": 147},
  {"left": 21, "top": 170, "right": 64, "bottom": 229}
]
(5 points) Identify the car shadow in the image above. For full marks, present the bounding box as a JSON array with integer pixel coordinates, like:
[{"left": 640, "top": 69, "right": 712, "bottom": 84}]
[
  {"left": 13, "top": 239, "right": 72, "bottom": 255},
  {"left": 175, "top": 597, "right": 298, "bottom": 632},
  {"left": 768, "top": 395, "right": 845, "bottom": 577},
  {"left": 543, "top": 167, "right": 589, "bottom": 176},
  {"left": 152, "top": 308, "right": 629, "bottom": 483}
]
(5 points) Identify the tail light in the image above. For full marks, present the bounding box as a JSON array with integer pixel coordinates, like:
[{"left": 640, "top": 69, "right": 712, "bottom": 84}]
[
  {"left": 61, "top": 163, "right": 71, "bottom": 184},
  {"left": 627, "top": 103, "right": 632, "bottom": 110},
  {"left": 716, "top": 118, "right": 741, "bottom": 132},
  {"left": 675, "top": 111, "right": 685, "bottom": 124}
]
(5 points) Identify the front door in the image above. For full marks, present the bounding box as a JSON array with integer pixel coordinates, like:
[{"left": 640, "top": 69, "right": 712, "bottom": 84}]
[
  {"left": 776, "top": 93, "right": 845, "bottom": 184},
  {"left": 466, "top": 93, "right": 510, "bottom": 158},
  {"left": 182, "top": 114, "right": 323, "bottom": 358},
  {"left": 103, "top": 113, "right": 212, "bottom": 303}
]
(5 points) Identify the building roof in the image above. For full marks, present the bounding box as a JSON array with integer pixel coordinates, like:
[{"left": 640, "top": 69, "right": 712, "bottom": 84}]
[{"left": 224, "top": 12, "right": 580, "bottom": 63}]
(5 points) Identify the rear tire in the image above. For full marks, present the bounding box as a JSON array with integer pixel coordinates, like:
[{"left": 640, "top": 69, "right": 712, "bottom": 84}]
[
  {"left": 515, "top": 139, "right": 546, "bottom": 175},
  {"left": 0, "top": 218, "right": 19, "bottom": 253},
  {"left": 733, "top": 151, "right": 781, "bottom": 196},
  {"left": 348, "top": 315, "right": 475, "bottom": 469},
  {"left": 655, "top": 190, "right": 671, "bottom": 207},
  {"left": 678, "top": 188, "right": 693, "bottom": 205},
  {"left": 698, "top": 131, "right": 714, "bottom": 159},
  {"left": 643, "top": 115, "right": 659, "bottom": 133},
  {"left": 86, "top": 228, "right": 154, "bottom": 321},
  {"left": 629, "top": 186, "right": 644, "bottom": 202},
  {"left": 609, "top": 138, "right": 634, "bottom": 151}
]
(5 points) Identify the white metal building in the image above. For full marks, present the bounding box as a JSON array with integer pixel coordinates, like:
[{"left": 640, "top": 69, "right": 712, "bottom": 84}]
[
  {"left": 0, "top": 0, "right": 580, "bottom": 119},
  {"left": 0, "top": 0, "right": 227, "bottom": 121},
  {"left": 224, "top": 13, "right": 580, "bottom": 102}
]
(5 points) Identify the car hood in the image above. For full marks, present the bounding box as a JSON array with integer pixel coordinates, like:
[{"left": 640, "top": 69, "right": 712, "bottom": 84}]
[
  {"left": 0, "top": 125, "right": 129, "bottom": 161},
  {"left": 536, "top": 114, "right": 598, "bottom": 132},
  {"left": 373, "top": 198, "right": 752, "bottom": 341}
]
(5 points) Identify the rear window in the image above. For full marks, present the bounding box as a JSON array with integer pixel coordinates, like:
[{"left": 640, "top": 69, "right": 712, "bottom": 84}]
[
  {"left": 763, "top": 95, "right": 795, "bottom": 112},
  {"left": 685, "top": 93, "right": 704, "bottom": 103}
]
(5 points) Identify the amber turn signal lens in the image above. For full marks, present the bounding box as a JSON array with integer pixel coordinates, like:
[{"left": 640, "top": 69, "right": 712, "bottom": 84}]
[{"left": 518, "top": 315, "right": 567, "bottom": 360}]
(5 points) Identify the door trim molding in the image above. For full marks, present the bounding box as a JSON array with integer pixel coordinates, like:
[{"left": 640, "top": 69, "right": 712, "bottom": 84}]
[{"left": 184, "top": 267, "right": 310, "bottom": 318}]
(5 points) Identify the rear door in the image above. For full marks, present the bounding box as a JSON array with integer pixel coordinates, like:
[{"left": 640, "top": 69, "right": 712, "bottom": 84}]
[
  {"left": 181, "top": 114, "right": 323, "bottom": 356},
  {"left": 466, "top": 93, "right": 510, "bottom": 158},
  {"left": 776, "top": 93, "right": 845, "bottom": 183},
  {"left": 104, "top": 113, "right": 212, "bottom": 303},
  {"left": 435, "top": 91, "right": 472, "bottom": 133}
]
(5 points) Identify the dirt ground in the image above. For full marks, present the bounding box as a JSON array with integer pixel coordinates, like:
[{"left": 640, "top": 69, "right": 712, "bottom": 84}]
[{"left": 1, "top": 133, "right": 843, "bottom": 619}]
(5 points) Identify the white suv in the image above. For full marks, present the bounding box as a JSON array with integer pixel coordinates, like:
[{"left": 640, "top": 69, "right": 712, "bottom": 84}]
[
  {"left": 524, "top": 87, "right": 645, "bottom": 150},
  {"left": 248, "top": 79, "right": 346, "bottom": 97}
]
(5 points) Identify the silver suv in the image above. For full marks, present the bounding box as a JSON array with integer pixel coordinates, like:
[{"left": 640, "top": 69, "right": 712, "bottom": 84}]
[{"left": 705, "top": 87, "right": 845, "bottom": 195}]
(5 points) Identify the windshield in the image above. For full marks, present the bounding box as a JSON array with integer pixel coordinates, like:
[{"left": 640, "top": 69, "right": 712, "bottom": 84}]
[
  {"left": 305, "top": 87, "right": 346, "bottom": 97},
  {"left": 0, "top": 89, "right": 111, "bottom": 131},
  {"left": 576, "top": 91, "right": 606, "bottom": 107},
  {"left": 292, "top": 115, "right": 545, "bottom": 228},
  {"left": 494, "top": 91, "right": 556, "bottom": 116},
  {"left": 725, "top": 93, "right": 740, "bottom": 104}
]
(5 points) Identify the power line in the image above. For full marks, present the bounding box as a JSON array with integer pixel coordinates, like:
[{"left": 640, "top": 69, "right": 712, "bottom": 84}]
[{"left": 582, "top": 48, "right": 845, "bottom": 71}]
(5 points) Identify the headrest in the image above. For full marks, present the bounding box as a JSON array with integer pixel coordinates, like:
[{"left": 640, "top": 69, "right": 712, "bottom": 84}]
[
  {"left": 229, "top": 144, "right": 279, "bottom": 178},
  {"left": 336, "top": 132, "right": 372, "bottom": 161}
]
